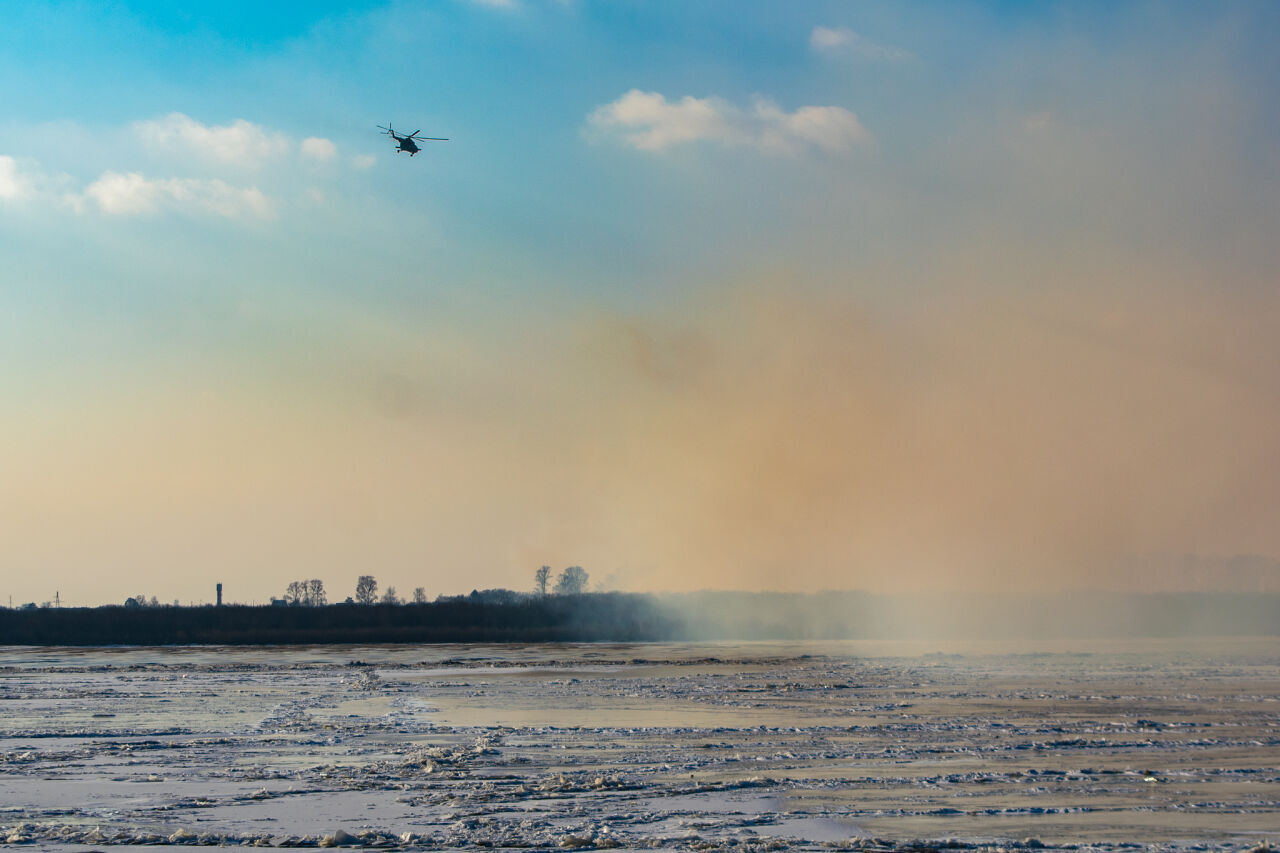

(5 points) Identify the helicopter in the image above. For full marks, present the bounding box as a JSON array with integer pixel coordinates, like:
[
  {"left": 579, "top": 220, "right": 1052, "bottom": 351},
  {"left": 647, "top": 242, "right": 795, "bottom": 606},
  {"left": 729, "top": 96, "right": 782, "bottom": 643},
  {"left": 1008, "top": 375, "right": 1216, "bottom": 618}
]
[{"left": 378, "top": 124, "right": 448, "bottom": 156}]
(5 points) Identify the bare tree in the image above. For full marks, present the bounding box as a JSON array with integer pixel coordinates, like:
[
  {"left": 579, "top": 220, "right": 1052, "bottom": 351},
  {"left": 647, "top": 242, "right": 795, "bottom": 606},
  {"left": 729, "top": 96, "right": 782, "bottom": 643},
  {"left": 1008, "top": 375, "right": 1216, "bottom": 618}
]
[
  {"left": 553, "top": 566, "right": 589, "bottom": 595},
  {"left": 282, "top": 579, "right": 327, "bottom": 606},
  {"left": 412, "top": 587, "right": 427, "bottom": 604},
  {"left": 534, "top": 565, "right": 551, "bottom": 595},
  {"left": 355, "top": 575, "right": 378, "bottom": 605},
  {"left": 380, "top": 586, "right": 401, "bottom": 605}
]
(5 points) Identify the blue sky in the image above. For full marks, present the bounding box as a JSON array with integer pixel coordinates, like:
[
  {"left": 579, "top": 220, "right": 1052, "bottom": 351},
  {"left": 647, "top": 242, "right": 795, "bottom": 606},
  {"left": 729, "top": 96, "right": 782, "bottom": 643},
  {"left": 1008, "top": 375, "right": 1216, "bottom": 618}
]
[{"left": 2, "top": 1, "right": 1279, "bottom": 605}]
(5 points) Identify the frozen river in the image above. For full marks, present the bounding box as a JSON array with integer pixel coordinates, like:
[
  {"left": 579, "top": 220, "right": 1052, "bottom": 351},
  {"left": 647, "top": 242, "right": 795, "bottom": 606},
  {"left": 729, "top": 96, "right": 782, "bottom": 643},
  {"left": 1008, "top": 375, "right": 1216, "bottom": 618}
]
[{"left": 0, "top": 638, "right": 1277, "bottom": 851}]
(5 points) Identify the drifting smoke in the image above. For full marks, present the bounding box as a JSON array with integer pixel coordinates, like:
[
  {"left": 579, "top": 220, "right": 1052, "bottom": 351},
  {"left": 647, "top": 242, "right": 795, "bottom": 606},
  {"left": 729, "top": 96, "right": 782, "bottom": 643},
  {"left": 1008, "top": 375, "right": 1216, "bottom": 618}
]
[{"left": 7, "top": 264, "right": 1280, "bottom": 606}]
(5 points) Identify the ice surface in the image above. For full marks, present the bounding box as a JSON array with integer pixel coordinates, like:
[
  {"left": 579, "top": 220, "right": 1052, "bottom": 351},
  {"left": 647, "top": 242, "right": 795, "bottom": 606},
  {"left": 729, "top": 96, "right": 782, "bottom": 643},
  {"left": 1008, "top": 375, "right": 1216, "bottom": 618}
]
[{"left": 0, "top": 638, "right": 1277, "bottom": 851}]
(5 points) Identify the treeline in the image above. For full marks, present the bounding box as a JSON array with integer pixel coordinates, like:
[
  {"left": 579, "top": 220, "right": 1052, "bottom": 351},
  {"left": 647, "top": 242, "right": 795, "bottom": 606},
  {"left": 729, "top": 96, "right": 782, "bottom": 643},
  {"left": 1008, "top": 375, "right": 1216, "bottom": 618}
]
[
  {"left": 270, "top": 566, "right": 589, "bottom": 607},
  {"left": 0, "top": 592, "right": 679, "bottom": 646},
  {"left": 2, "top": 590, "right": 1277, "bottom": 646}
]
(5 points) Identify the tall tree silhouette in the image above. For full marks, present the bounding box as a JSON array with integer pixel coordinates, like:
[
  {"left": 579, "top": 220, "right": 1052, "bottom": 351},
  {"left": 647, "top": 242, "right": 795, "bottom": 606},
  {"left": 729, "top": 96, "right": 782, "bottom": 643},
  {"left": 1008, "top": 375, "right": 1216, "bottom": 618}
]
[
  {"left": 354, "top": 575, "right": 378, "bottom": 605},
  {"left": 554, "top": 566, "right": 589, "bottom": 595}
]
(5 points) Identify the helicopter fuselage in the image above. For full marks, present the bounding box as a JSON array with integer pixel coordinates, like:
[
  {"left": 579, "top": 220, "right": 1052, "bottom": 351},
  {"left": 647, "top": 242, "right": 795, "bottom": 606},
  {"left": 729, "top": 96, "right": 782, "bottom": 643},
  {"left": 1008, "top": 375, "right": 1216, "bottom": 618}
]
[{"left": 379, "top": 125, "right": 445, "bottom": 156}]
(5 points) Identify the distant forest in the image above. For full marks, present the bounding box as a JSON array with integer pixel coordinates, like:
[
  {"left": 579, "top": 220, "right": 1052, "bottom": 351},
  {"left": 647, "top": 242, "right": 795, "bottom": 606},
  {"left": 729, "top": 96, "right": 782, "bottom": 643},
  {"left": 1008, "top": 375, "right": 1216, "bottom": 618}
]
[
  {"left": 2, "top": 590, "right": 1279, "bottom": 646},
  {"left": 0, "top": 592, "right": 675, "bottom": 646}
]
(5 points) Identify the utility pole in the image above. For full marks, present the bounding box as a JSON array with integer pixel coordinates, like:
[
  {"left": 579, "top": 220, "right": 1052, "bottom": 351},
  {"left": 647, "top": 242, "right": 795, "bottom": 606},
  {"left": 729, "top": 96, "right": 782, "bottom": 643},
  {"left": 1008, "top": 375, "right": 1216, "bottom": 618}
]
[{"left": 54, "top": 591, "right": 60, "bottom": 608}]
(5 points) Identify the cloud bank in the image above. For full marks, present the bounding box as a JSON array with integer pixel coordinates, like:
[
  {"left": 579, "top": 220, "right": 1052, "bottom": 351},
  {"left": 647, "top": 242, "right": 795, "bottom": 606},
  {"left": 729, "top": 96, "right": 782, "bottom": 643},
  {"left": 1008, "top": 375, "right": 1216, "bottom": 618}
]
[
  {"left": 134, "top": 113, "right": 294, "bottom": 167},
  {"left": 809, "top": 26, "right": 911, "bottom": 61},
  {"left": 0, "top": 155, "right": 31, "bottom": 199},
  {"left": 81, "top": 171, "right": 274, "bottom": 218},
  {"left": 588, "top": 90, "right": 870, "bottom": 154},
  {"left": 0, "top": 114, "right": 345, "bottom": 219},
  {"left": 301, "top": 136, "right": 338, "bottom": 161}
]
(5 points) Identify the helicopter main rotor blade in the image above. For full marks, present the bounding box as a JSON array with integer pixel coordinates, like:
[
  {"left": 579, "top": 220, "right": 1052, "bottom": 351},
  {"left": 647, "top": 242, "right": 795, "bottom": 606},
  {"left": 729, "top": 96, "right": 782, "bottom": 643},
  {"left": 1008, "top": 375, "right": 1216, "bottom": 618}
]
[{"left": 378, "top": 124, "right": 447, "bottom": 141}]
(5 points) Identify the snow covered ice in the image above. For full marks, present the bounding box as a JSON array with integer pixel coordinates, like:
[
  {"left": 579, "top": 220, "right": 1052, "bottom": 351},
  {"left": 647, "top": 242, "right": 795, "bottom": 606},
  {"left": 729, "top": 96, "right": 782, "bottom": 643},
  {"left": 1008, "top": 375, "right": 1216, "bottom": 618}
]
[{"left": 0, "top": 638, "right": 1277, "bottom": 852}]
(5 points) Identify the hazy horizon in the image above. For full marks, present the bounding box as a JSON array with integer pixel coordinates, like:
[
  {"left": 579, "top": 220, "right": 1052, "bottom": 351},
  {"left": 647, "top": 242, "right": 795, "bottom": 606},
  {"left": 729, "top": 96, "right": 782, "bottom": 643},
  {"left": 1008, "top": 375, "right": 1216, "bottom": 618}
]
[
  {"left": 11, "top": 565, "right": 1280, "bottom": 611},
  {"left": 3, "top": 2, "right": 1279, "bottom": 608}
]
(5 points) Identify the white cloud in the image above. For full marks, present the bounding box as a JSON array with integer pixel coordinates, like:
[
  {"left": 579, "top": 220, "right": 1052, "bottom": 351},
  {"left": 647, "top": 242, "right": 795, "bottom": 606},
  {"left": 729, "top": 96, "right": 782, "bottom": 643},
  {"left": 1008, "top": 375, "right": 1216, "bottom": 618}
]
[
  {"left": 588, "top": 90, "right": 870, "bottom": 155},
  {"left": 0, "top": 155, "right": 31, "bottom": 200},
  {"left": 590, "top": 91, "right": 738, "bottom": 151},
  {"left": 810, "top": 26, "right": 911, "bottom": 61},
  {"left": 301, "top": 137, "right": 338, "bottom": 161},
  {"left": 81, "top": 171, "right": 274, "bottom": 219},
  {"left": 2, "top": 154, "right": 274, "bottom": 219},
  {"left": 0, "top": 155, "right": 75, "bottom": 204},
  {"left": 810, "top": 26, "right": 852, "bottom": 51},
  {"left": 754, "top": 102, "right": 872, "bottom": 153},
  {"left": 9, "top": 118, "right": 356, "bottom": 219},
  {"left": 352, "top": 154, "right": 377, "bottom": 170},
  {"left": 133, "top": 113, "right": 291, "bottom": 167}
]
